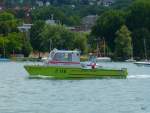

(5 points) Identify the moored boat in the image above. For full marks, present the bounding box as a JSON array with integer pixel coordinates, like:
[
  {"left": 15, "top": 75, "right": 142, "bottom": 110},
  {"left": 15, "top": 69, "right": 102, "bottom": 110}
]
[
  {"left": 96, "top": 57, "right": 111, "bottom": 62},
  {"left": 134, "top": 61, "right": 150, "bottom": 67},
  {"left": 125, "top": 58, "right": 136, "bottom": 62},
  {"left": 0, "top": 58, "right": 10, "bottom": 62},
  {"left": 24, "top": 49, "right": 128, "bottom": 79},
  {"left": 134, "top": 39, "right": 150, "bottom": 66}
]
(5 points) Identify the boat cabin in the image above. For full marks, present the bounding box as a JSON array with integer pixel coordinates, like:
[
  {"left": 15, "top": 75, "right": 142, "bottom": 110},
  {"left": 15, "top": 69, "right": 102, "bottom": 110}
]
[{"left": 47, "top": 49, "right": 81, "bottom": 67}]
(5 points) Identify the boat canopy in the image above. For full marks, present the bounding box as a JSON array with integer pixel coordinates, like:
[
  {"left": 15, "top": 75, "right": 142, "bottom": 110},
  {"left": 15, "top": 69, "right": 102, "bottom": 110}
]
[{"left": 48, "top": 49, "right": 80, "bottom": 62}]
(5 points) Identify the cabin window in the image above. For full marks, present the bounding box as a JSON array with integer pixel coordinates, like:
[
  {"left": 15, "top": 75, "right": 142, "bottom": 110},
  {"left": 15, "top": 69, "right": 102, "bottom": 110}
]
[
  {"left": 68, "top": 53, "right": 72, "bottom": 61},
  {"left": 53, "top": 53, "right": 60, "bottom": 61},
  {"left": 53, "top": 53, "right": 73, "bottom": 62}
]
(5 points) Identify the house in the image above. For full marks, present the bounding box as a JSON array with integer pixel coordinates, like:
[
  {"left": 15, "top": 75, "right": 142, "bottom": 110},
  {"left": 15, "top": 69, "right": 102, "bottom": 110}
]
[
  {"left": 67, "top": 26, "right": 83, "bottom": 32},
  {"left": 45, "top": 14, "right": 58, "bottom": 25},
  {"left": 88, "top": 0, "right": 114, "bottom": 6},
  {"left": 67, "top": 15, "right": 98, "bottom": 32},
  {"left": 46, "top": 1, "right": 50, "bottom": 6},
  {"left": 18, "top": 23, "right": 33, "bottom": 39},
  {"left": 36, "top": 0, "right": 50, "bottom": 6},
  {"left": 103, "top": 0, "right": 114, "bottom": 7},
  {"left": 36, "top": 0, "right": 44, "bottom": 6},
  {"left": 81, "top": 15, "right": 98, "bottom": 31},
  {"left": 97, "top": 0, "right": 114, "bottom": 6},
  {"left": 18, "top": 23, "right": 33, "bottom": 32}
]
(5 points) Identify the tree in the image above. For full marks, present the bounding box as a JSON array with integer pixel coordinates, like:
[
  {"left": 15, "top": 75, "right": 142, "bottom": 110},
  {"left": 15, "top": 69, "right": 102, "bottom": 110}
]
[
  {"left": 0, "top": 12, "right": 15, "bottom": 21},
  {"left": 31, "top": 5, "right": 107, "bottom": 26},
  {"left": 40, "top": 24, "right": 88, "bottom": 53},
  {"left": 41, "top": 24, "right": 74, "bottom": 50},
  {"left": 91, "top": 10, "right": 125, "bottom": 52},
  {"left": 115, "top": 25, "right": 132, "bottom": 60},
  {"left": 132, "top": 28, "right": 150, "bottom": 59},
  {"left": 73, "top": 32, "right": 88, "bottom": 54},
  {"left": 126, "top": 0, "right": 150, "bottom": 30},
  {"left": 111, "top": 0, "right": 133, "bottom": 9},
  {"left": 0, "top": 12, "right": 19, "bottom": 35},
  {"left": 126, "top": 0, "right": 150, "bottom": 59},
  {"left": 0, "top": 36, "right": 9, "bottom": 57},
  {"left": 31, "top": 6, "right": 66, "bottom": 24},
  {"left": 22, "top": 38, "right": 33, "bottom": 57},
  {"left": 0, "top": 32, "right": 32, "bottom": 57},
  {"left": 30, "top": 20, "right": 45, "bottom": 56},
  {"left": 7, "top": 32, "right": 23, "bottom": 54}
]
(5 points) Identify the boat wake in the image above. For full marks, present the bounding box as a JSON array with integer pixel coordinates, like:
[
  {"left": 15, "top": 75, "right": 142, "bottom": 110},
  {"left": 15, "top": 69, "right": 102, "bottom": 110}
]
[
  {"left": 28, "top": 75, "right": 54, "bottom": 79},
  {"left": 128, "top": 75, "right": 150, "bottom": 79}
]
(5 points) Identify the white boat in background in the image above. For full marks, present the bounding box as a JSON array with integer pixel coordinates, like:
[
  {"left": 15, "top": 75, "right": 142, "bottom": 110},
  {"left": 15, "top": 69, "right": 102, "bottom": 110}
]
[
  {"left": 125, "top": 58, "right": 136, "bottom": 62},
  {"left": 134, "top": 38, "right": 150, "bottom": 66},
  {"left": 41, "top": 57, "right": 48, "bottom": 61},
  {"left": 96, "top": 57, "right": 111, "bottom": 62},
  {"left": 88, "top": 53, "right": 111, "bottom": 62},
  {"left": 134, "top": 61, "right": 150, "bottom": 67},
  {"left": 0, "top": 58, "right": 10, "bottom": 62}
]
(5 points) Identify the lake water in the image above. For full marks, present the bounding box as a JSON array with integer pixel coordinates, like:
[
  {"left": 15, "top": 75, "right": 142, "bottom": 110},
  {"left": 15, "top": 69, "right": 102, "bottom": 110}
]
[{"left": 0, "top": 62, "right": 150, "bottom": 113}]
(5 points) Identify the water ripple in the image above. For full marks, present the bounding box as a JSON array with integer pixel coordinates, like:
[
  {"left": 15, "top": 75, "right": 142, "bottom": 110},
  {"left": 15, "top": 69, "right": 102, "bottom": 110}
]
[{"left": 0, "top": 62, "right": 150, "bottom": 113}]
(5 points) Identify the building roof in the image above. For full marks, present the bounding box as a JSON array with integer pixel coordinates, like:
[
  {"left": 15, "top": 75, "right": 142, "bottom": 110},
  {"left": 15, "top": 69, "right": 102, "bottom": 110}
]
[{"left": 54, "top": 50, "right": 80, "bottom": 54}]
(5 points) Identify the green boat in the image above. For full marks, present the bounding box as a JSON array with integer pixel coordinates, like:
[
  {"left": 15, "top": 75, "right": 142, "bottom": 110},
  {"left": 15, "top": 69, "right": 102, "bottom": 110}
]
[{"left": 24, "top": 49, "right": 128, "bottom": 79}]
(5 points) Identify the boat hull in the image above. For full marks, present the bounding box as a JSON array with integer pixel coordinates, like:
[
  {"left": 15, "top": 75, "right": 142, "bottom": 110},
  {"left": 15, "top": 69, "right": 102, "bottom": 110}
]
[
  {"left": 134, "top": 62, "right": 150, "bottom": 67},
  {"left": 24, "top": 65, "right": 128, "bottom": 79}
]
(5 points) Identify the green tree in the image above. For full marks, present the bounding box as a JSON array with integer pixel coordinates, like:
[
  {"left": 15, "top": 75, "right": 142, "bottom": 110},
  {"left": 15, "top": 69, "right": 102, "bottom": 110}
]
[
  {"left": 73, "top": 32, "right": 88, "bottom": 54},
  {"left": 127, "top": 0, "right": 150, "bottom": 30},
  {"left": 126, "top": 0, "right": 150, "bottom": 59},
  {"left": 132, "top": 28, "right": 150, "bottom": 59},
  {"left": 0, "top": 12, "right": 19, "bottom": 35},
  {"left": 111, "top": 0, "right": 133, "bottom": 9},
  {"left": 30, "top": 20, "right": 45, "bottom": 56},
  {"left": 0, "top": 32, "right": 32, "bottom": 57},
  {"left": 41, "top": 24, "right": 75, "bottom": 50},
  {"left": 0, "top": 12, "right": 15, "bottom": 21},
  {"left": 7, "top": 32, "right": 23, "bottom": 53},
  {"left": 31, "top": 6, "right": 66, "bottom": 24},
  {"left": 91, "top": 10, "right": 125, "bottom": 52},
  {"left": 115, "top": 25, "right": 132, "bottom": 60},
  {"left": 40, "top": 24, "right": 88, "bottom": 53},
  {"left": 31, "top": 5, "right": 106, "bottom": 26},
  {"left": 0, "top": 36, "right": 9, "bottom": 57},
  {"left": 22, "top": 38, "right": 33, "bottom": 57}
]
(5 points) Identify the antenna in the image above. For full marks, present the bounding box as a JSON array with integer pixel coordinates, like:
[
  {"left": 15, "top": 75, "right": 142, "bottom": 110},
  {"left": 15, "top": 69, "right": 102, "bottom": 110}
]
[
  {"left": 51, "top": 14, "right": 54, "bottom": 20},
  {"left": 3, "top": 39, "right": 5, "bottom": 58},
  {"left": 103, "top": 37, "right": 106, "bottom": 56},
  {"left": 144, "top": 38, "right": 147, "bottom": 60},
  {"left": 49, "top": 39, "right": 53, "bottom": 52}
]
